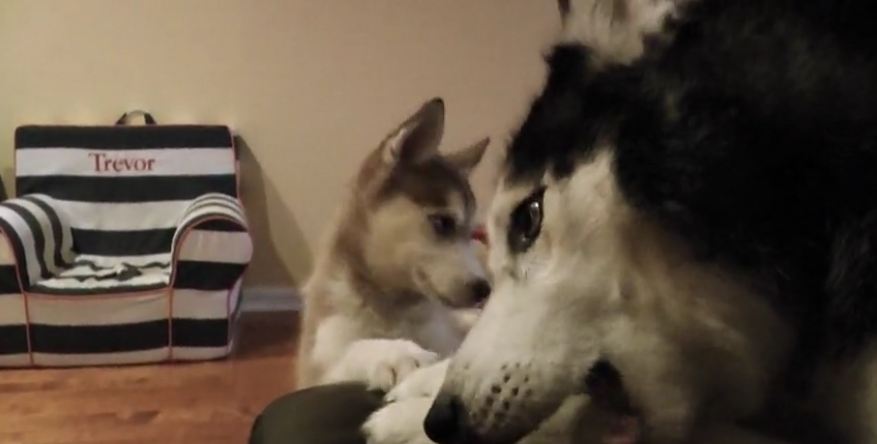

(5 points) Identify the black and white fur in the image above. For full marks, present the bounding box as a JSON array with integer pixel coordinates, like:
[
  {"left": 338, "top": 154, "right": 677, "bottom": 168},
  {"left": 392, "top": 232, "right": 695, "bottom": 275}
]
[{"left": 368, "top": 0, "right": 877, "bottom": 443}]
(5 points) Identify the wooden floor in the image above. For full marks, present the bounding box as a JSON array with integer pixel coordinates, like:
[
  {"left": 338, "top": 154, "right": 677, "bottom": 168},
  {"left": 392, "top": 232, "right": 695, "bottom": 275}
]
[{"left": 0, "top": 312, "right": 300, "bottom": 444}]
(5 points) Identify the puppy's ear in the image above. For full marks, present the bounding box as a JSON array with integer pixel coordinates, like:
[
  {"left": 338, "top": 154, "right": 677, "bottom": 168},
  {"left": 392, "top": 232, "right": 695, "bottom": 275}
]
[
  {"left": 446, "top": 137, "right": 489, "bottom": 177},
  {"left": 558, "top": 0, "right": 571, "bottom": 21},
  {"left": 381, "top": 98, "right": 445, "bottom": 166}
]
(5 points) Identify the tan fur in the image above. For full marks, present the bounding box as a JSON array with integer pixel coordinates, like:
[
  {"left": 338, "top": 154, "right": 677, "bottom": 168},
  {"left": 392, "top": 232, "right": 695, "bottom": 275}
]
[{"left": 295, "top": 99, "right": 490, "bottom": 391}]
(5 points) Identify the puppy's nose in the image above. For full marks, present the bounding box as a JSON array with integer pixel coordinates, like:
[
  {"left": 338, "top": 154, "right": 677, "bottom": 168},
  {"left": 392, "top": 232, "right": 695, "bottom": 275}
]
[
  {"left": 469, "top": 279, "right": 491, "bottom": 306},
  {"left": 424, "top": 393, "right": 467, "bottom": 443}
]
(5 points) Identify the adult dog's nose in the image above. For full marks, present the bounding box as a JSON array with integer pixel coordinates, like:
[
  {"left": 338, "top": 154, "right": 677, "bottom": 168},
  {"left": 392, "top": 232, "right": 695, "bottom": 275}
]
[{"left": 424, "top": 393, "right": 467, "bottom": 443}]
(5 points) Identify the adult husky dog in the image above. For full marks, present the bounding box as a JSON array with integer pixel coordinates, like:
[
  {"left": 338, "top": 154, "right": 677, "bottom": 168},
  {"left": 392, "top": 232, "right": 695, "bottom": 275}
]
[
  {"left": 296, "top": 98, "right": 490, "bottom": 391},
  {"left": 368, "top": 0, "right": 877, "bottom": 443}
]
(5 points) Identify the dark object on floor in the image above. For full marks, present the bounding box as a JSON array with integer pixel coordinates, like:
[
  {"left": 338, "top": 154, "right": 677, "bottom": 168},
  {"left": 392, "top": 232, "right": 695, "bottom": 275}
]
[{"left": 250, "top": 383, "right": 383, "bottom": 444}]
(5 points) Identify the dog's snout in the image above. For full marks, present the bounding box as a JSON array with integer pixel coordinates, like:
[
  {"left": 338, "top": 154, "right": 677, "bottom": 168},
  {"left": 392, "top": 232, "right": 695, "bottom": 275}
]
[
  {"left": 469, "top": 279, "right": 491, "bottom": 305},
  {"left": 424, "top": 393, "right": 468, "bottom": 443}
]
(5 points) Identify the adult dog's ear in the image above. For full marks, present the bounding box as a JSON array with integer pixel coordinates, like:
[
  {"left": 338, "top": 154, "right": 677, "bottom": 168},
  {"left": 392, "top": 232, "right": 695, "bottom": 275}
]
[
  {"left": 446, "top": 137, "right": 489, "bottom": 177},
  {"left": 559, "top": 0, "right": 679, "bottom": 65},
  {"left": 381, "top": 98, "right": 445, "bottom": 166}
]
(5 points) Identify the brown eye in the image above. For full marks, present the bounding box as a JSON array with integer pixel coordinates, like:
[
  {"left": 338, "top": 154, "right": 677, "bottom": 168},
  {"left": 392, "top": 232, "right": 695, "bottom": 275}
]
[
  {"left": 508, "top": 188, "right": 545, "bottom": 253},
  {"left": 429, "top": 214, "right": 457, "bottom": 238}
]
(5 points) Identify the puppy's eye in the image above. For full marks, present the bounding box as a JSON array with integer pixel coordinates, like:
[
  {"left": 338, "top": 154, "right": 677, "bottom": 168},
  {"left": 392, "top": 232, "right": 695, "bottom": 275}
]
[
  {"left": 428, "top": 214, "right": 457, "bottom": 238},
  {"left": 508, "top": 188, "right": 545, "bottom": 253}
]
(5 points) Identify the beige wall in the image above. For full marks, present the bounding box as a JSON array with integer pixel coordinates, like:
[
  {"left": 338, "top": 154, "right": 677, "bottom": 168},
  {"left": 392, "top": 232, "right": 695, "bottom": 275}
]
[{"left": 0, "top": 1, "right": 559, "bottom": 288}]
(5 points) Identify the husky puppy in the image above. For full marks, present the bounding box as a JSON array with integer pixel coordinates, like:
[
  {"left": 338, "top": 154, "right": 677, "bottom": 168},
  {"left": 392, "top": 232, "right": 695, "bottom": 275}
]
[
  {"left": 296, "top": 98, "right": 491, "bottom": 392},
  {"left": 365, "top": 1, "right": 877, "bottom": 443}
]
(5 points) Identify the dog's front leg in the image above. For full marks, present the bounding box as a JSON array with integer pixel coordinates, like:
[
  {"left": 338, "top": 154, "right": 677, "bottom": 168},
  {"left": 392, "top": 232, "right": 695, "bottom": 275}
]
[
  {"left": 363, "top": 360, "right": 449, "bottom": 444},
  {"left": 323, "top": 338, "right": 440, "bottom": 392},
  {"left": 384, "top": 359, "right": 450, "bottom": 402},
  {"left": 363, "top": 396, "right": 436, "bottom": 444}
]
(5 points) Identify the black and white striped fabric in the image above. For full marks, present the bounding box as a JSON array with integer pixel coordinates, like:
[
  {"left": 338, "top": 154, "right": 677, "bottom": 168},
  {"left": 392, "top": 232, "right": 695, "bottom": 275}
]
[{"left": 0, "top": 124, "right": 252, "bottom": 367}]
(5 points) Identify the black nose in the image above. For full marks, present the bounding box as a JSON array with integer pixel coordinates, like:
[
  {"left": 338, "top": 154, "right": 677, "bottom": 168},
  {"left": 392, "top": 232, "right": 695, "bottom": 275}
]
[
  {"left": 424, "top": 393, "right": 466, "bottom": 443},
  {"left": 469, "top": 279, "right": 491, "bottom": 305}
]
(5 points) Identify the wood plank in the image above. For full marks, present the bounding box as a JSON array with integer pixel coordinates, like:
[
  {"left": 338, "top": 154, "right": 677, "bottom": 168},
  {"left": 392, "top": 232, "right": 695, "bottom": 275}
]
[{"left": 0, "top": 312, "right": 300, "bottom": 444}]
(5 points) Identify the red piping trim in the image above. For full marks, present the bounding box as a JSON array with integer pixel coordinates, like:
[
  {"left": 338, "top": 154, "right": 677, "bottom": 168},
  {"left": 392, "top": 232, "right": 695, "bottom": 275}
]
[
  {"left": 169, "top": 215, "right": 251, "bottom": 360},
  {"left": 0, "top": 230, "right": 34, "bottom": 366},
  {"left": 226, "top": 278, "right": 241, "bottom": 355}
]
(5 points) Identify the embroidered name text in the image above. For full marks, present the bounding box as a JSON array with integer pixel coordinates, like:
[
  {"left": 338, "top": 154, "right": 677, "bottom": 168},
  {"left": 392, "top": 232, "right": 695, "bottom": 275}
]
[{"left": 89, "top": 152, "right": 157, "bottom": 173}]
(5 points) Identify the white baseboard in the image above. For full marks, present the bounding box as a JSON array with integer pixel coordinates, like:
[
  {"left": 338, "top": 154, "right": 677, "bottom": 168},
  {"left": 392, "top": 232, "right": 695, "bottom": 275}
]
[{"left": 242, "top": 286, "right": 301, "bottom": 312}]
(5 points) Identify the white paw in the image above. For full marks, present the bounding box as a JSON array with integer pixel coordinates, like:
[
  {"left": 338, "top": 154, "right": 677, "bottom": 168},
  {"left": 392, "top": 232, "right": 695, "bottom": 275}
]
[
  {"left": 332, "top": 339, "right": 439, "bottom": 392},
  {"left": 324, "top": 339, "right": 440, "bottom": 393},
  {"left": 363, "top": 397, "right": 435, "bottom": 444},
  {"left": 385, "top": 359, "right": 449, "bottom": 403},
  {"left": 364, "top": 339, "right": 440, "bottom": 392}
]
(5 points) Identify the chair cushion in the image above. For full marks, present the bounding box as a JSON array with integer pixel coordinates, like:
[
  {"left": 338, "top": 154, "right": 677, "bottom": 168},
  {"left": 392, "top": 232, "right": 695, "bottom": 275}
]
[{"left": 30, "top": 254, "right": 172, "bottom": 295}]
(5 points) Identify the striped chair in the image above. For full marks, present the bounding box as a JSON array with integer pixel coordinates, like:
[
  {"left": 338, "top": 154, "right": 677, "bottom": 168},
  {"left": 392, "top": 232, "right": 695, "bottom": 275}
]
[{"left": 0, "top": 122, "right": 253, "bottom": 367}]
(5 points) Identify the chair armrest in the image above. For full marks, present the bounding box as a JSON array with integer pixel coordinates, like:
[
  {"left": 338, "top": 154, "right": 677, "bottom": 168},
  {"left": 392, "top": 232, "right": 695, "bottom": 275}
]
[
  {"left": 171, "top": 194, "right": 252, "bottom": 289},
  {"left": 0, "top": 194, "right": 75, "bottom": 289}
]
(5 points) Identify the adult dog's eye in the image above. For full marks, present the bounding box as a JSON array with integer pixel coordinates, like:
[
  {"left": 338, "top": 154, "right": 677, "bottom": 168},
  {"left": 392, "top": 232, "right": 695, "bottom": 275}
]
[
  {"left": 508, "top": 188, "right": 545, "bottom": 253},
  {"left": 428, "top": 214, "right": 457, "bottom": 238}
]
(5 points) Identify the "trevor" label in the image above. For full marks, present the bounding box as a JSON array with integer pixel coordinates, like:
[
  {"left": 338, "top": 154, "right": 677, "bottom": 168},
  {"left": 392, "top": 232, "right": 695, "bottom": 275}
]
[{"left": 89, "top": 152, "right": 157, "bottom": 173}]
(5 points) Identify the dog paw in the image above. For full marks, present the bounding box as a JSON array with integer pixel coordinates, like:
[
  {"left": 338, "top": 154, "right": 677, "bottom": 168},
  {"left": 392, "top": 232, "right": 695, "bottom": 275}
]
[
  {"left": 385, "top": 359, "right": 449, "bottom": 403},
  {"left": 325, "top": 339, "right": 440, "bottom": 392},
  {"left": 367, "top": 340, "right": 439, "bottom": 392},
  {"left": 363, "top": 397, "right": 435, "bottom": 444}
]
